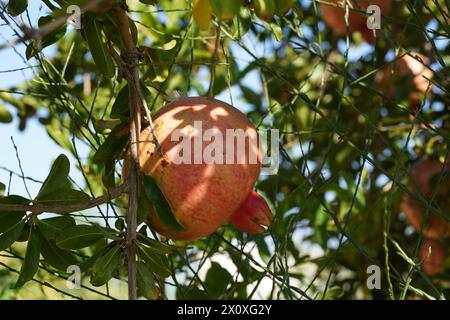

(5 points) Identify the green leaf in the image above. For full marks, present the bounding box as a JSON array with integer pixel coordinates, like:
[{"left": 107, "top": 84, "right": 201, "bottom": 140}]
[
  {"left": 93, "top": 122, "right": 129, "bottom": 165},
  {"left": 38, "top": 15, "right": 67, "bottom": 47},
  {"left": 17, "top": 222, "right": 31, "bottom": 242},
  {"left": 204, "top": 262, "right": 232, "bottom": 299},
  {"left": 39, "top": 233, "right": 78, "bottom": 271},
  {"left": 137, "top": 185, "right": 150, "bottom": 225},
  {"left": 0, "top": 105, "right": 13, "bottom": 123},
  {"left": 90, "top": 244, "right": 121, "bottom": 286},
  {"left": 56, "top": 225, "right": 109, "bottom": 250},
  {"left": 102, "top": 159, "right": 116, "bottom": 191},
  {"left": 0, "top": 212, "right": 25, "bottom": 234},
  {"left": 0, "top": 182, "right": 5, "bottom": 196},
  {"left": 0, "top": 219, "right": 26, "bottom": 251},
  {"left": 35, "top": 154, "right": 70, "bottom": 200},
  {"left": 129, "top": 18, "right": 138, "bottom": 45},
  {"left": 138, "top": 244, "right": 171, "bottom": 278},
  {"left": 110, "top": 82, "right": 152, "bottom": 119},
  {"left": 110, "top": 84, "right": 130, "bottom": 119},
  {"left": 138, "top": 234, "right": 177, "bottom": 255},
  {"left": 7, "top": 0, "right": 28, "bottom": 16},
  {"left": 0, "top": 195, "right": 29, "bottom": 233},
  {"left": 78, "top": 242, "right": 107, "bottom": 272},
  {"left": 83, "top": 13, "right": 115, "bottom": 78},
  {"left": 26, "top": 15, "right": 67, "bottom": 59},
  {"left": 114, "top": 218, "right": 125, "bottom": 232},
  {"left": 232, "top": 9, "right": 252, "bottom": 38},
  {"left": 35, "top": 155, "right": 89, "bottom": 204},
  {"left": 275, "top": 0, "right": 293, "bottom": 16},
  {"left": 314, "top": 206, "right": 329, "bottom": 248},
  {"left": 37, "top": 216, "right": 76, "bottom": 241},
  {"left": 321, "top": 286, "right": 344, "bottom": 299},
  {"left": 137, "top": 261, "right": 158, "bottom": 300},
  {"left": 240, "top": 85, "right": 262, "bottom": 107},
  {"left": 193, "top": 0, "right": 211, "bottom": 30},
  {"left": 267, "top": 21, "right": 282, "bottom": 41},
  {"left": 210, "top": 0, "right": 242, "bottom": 20},
  {"left": 160, "top": 39, "right": 177, "bottom": 51},
  {"left": 143, "top": 176, "right": 185, "bottom": 232},
  {"left": 254, "top": 0, "right": 275, "bottom": 21},
  {"left": 14, "top": 226, "right": 41, "bottom": 288}
]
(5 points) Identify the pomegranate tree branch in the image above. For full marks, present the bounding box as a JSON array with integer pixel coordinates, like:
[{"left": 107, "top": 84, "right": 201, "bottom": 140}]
[
  {"left": 115, "top": 2, "right": 141, "bottom": 301},
  {"left": 106, "top": 42, "right": 161, "bottom": 156},
  {"left": 0, "top": 183, "right": 127, "bottom": 213}
]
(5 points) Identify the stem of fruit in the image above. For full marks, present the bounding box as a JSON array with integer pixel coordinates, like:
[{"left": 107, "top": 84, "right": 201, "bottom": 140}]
[{"left": 115, "top": 3, "right": 140, "bottom": 301}]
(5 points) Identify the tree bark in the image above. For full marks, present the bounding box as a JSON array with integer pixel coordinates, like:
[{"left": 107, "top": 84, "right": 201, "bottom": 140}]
[{"left": 115, "top": 4, "right": 141, "bottom": 301}]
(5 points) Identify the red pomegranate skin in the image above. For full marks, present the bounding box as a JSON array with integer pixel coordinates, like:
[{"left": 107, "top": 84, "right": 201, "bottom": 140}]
[
  {"left": 379, "top": 52, "right": 434, "bottom": 97},
  {"left": 130, "top": 97, "right": 262, "bottom": 240},
  {"left": 400, "top": 159, "right": 450, "bottom": 240},
  {"left": 229, "top": 191, "right": 273, "bottom": 234},
  {"left": 320, "top": 0, "right": 392, "bottom": 42}
]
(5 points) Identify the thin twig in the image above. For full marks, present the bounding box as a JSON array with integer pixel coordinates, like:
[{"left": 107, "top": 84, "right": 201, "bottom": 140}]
[
  {"left": 10, "top": 137, "right": 31, "bottom": 199},
  {"left": 208, "top": 22, "right": 221, "bottom": 98},
  {"left": 42, "top": 0, "right": 57, "bottom": 10}
]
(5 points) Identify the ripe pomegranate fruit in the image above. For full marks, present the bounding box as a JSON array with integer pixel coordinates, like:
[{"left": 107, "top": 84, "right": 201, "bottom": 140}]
[
  {"left": 400, "top": 159, "right": 450, "bottom": 240},
  {"left": 419, "top": 238, "right": 446, "bottom": 275},
  {"left": 319, "top": 0, "right": 392, "bottom": 42},
  {"left": 124, "top": 97, "right": 272, "bottom": 240}
]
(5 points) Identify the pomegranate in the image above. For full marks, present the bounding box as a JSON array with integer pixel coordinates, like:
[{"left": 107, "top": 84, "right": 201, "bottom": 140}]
[
  {"left": 400, "top": 159, "right": 450, "bottom": 240},
  {"left": 319, "top": 0, "right": 392, "bottom": 42},
  {"left": 419, "top": 238, "right": 446, "bottom": 275},
  {"left": 378, "top": 52, "right": 434, "bottom": 98},
  {"left": 376, "top": 51, "right": 434, "bottom": 123},
  {"left": 228, "top": 191, "right": 273, "bottom": 234},
  {"left": 124, "top": 97, "right": 272, "bottom": 240}
]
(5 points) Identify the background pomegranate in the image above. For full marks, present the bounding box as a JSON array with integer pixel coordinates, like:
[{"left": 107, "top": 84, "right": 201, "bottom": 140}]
[
  {"left": 377, "top": 52, "right": 434, "bottom": 104},
  {"left": 125, "top": 97, "right": 271, "bottom": 240},
  {"left": 400, "top": 159, "right": 450, "bottom": 240},
  {"left": 319, "top": 0, "right": 392, "bottom": 42},
  {"left": 419, "top": 238, "right": 447, "bottom": 275}
]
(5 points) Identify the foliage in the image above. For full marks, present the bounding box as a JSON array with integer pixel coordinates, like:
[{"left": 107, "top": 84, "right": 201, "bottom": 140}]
[{"left": 0, "top": 0, "right": 449, "bottom": 300}]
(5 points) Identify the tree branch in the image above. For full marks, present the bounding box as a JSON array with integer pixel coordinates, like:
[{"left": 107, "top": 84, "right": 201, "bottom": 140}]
[
  {"left": 115, "top": 2, "right": 141, "bottom": 301},
  {"left": 0, "top": 183, "right": 127, "bottom": 214}
]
